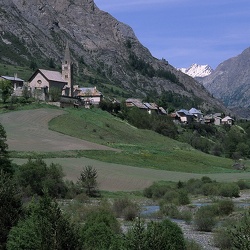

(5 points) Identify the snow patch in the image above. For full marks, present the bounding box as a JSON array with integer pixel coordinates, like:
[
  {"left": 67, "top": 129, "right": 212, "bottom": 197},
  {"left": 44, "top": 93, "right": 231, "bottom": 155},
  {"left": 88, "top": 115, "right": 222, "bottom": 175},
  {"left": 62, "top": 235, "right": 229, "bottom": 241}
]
[{"left": 178, "top": 63, "right": 213, "bottom": 78}]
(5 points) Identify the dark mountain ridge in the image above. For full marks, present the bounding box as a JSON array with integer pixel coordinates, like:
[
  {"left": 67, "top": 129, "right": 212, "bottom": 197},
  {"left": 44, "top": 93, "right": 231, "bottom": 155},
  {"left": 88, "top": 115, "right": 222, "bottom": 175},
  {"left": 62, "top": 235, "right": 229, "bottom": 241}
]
[
  {"left": 0, "top": 0, "right": 229, "bottom": 113},
  {"left": 201, "top": 47, "right": 250, "bottom": 116}
]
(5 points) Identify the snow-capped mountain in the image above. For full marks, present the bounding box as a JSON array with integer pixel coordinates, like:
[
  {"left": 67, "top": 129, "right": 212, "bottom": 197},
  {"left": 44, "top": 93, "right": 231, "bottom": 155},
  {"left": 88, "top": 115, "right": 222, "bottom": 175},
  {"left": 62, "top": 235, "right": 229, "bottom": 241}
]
[{"left": 178, "top": 63, "right": 213, "bottom": 78}]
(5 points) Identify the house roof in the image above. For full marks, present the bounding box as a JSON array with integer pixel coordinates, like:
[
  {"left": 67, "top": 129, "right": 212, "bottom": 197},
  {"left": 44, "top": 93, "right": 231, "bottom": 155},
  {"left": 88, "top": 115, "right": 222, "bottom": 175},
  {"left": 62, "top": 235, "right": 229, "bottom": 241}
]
[
  {"left": 29, "top": 69, "right": 67, "bottom": 83},
  {"left": 222, "top": 116, "right": 234, "bottom": 122},
  {"left": 189, "top": 108, "right": 202, "bottom": 114},
  {"left": 77, "top": 87, "right": 102, "bottom": 97},
  {"left": 159, "top": 107, "right": 167, "bottom": 114},
  {"left": 177, "top": 109, "right": 192, "bottom": 116},
  {"left": 125, "top": 98, "right": 147, "bottom": 109},
  {"left": 1, "top": 75, "right": 24, "bottom": 82},
  {"left": 144, "top": 102, "right": 158, "bottom": 110}
]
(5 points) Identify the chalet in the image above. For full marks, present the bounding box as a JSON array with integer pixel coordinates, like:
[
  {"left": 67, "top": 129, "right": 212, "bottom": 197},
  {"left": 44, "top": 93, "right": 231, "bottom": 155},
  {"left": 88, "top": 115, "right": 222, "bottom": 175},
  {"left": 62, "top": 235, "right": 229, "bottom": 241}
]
[
  {"left": 221, "top": 116, "right": 234, "bottom": 125},
  {"left": 144, "top": 102, "right": 158, "bottom": 114},
  {"left": 0, "top": 74, "right": 24, "bottom": 91},
  {"left": 189, "top": 108, "right": 203, "bottom": 122},
  {"left": 125, "top": 98, "right": 148, "bottom": 110},
  {"left": 176, "top": 109, "right": 193, "bottom": 123},
  {"left": 73, "top": 86, "right": 103, "bottom": 105},
  {"left": 125, "top": 98, "right": 167, "bottom": 115}
]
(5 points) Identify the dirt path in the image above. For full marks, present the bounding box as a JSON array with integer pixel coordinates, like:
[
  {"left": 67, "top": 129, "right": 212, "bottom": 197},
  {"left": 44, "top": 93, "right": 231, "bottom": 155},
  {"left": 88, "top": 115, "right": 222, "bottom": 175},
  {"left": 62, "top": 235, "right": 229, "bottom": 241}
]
[{"left": 0, "top": 109, "right": 116, "bottom": 152}]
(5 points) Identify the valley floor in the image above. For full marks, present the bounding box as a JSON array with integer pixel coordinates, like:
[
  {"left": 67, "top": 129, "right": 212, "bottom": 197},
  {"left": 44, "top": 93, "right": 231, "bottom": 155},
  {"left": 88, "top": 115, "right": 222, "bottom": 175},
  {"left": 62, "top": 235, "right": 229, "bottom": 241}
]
[{"left": 3, "top": 108, "right": 250, "bottom": 191}]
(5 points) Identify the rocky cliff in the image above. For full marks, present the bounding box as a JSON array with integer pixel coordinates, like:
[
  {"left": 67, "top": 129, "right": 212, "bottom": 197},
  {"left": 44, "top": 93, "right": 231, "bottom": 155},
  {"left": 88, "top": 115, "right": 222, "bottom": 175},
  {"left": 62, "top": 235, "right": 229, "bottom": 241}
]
[
  {"left": 201, "top": 47, "right": 250, "bottom": 110},
  {"left": 0, "top": 0, "right": 228, "bottom": 113}
]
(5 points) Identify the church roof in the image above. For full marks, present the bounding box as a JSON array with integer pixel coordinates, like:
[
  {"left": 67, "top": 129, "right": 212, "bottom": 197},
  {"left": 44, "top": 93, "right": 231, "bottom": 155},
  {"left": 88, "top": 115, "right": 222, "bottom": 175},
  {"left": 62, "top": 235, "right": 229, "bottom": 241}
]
[{"left": 29, "top": 69, "right": 67, "bottom": 83}]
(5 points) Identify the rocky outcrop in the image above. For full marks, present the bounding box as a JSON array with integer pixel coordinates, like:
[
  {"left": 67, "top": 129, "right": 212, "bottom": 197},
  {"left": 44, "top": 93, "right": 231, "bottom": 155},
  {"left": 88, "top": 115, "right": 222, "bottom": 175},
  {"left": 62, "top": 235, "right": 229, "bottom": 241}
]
[{"left": 201, "top": 47, "right": 250, "bottom": 110}]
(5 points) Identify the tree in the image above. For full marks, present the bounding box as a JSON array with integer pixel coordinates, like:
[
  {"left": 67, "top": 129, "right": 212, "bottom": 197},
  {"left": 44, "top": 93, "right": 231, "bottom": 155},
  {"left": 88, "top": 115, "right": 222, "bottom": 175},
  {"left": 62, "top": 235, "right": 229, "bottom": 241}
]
[
  {"left": 0, "top": 80, "right": 13, "bottom": 103},
  {"left": 16, "top": 158, "right": 67, "bottom": 197},
  {"left": 0, "top": 123, "right": 13, "bottom": 175},
  {"left": 0, "top": 171, "right": 22, "bottom": 249},
  {"left": 126, "top": 217, "right": 185, "bottom": 250},
  {"left": 22, "top": 85, "right": 31, "bottom": 100},
  {"left": 49, "top": 87, "right": 61, "bottom": 102},
  {"left": 7, "top": 193, "right": 80, "bottom": 250},
  {"left": 229, "top": 210, "right": 250, "bottom": 249},
  {"left": 80, "top": 209, "right": 122, "bottom": 249},
  {"left": 78, "top": 166, "right": 99, "bottom": 197}
]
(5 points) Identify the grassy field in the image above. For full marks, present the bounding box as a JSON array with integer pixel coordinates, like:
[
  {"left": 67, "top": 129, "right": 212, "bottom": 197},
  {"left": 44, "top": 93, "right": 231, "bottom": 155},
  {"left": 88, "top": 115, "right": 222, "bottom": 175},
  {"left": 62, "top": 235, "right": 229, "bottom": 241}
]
[
  {"left": 1, "top": 105, "right": 250, "bottom": 191},
  {"left": 49, "top": 107, "right": 241, "bottom": 173},
  {"left": 12, "top": 157, "right": 250, "bottom": 191}
]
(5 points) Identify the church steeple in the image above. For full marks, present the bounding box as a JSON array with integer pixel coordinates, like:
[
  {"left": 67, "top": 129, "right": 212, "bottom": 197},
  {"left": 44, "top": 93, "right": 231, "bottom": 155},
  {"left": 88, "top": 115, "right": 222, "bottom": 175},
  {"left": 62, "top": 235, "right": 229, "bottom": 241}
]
[
  {"left": 62, "top": 41, "right": 73, "bottom": 96},
  {"left": 63, "top": 41, "right": 71, "bottom": 65}
]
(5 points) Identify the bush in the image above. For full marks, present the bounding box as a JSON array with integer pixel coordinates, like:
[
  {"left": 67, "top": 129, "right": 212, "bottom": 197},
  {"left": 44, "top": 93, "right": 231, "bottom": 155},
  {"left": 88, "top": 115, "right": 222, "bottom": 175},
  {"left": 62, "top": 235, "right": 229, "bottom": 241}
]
[
  {"left": 179, "top": 209, "right": 193, "bottom": 224},
  {"left": 202, "top": 182, "right": 219, "bottom": 196},
  {"left": 162, "top": 190, "right": 179, "bottom": 204},
  {"left": 218, "top": 183, "right": 240, "bottom": 197},
  {"left": 194, "top": 206, "right": 217, "bottom": 232},
  {"left": 160, "top": 203, "right": 181, "bottom": 219},
  {"left": 237, "top": 179, "right": 250, "bottom": 190},
  {"left": 112, "top": 197, "right": 139, "bottom": 221},
  {"left": 216, "top": 199, "right": 235, "bottom": 216},
  {"left": 186, "top": 178, "right": 203, "bottom": 194},
  {"left": 185, "top": 239, "right": 202, "bottom": 250},
  {"left": 214, "top": 226, "right": 233, "bottom": 249},
  {"left": 143, "top": 182, "right": 171, "bottom": 199},
  {"left": 126, "top": 218, "right": 186, "bottom": 250},
  {"left": 123, "top": 205, "right": 139, "bottom": 221},
  {"left": 178, "top": 190, "right": 190, "bottom": 205}
]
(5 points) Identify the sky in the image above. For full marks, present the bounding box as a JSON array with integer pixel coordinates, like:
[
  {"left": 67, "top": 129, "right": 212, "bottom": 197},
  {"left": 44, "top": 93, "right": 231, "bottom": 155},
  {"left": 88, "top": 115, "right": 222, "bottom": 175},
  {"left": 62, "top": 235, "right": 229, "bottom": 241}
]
[{"left": 94, "top": 0, "right": 250, "bottom": 69}]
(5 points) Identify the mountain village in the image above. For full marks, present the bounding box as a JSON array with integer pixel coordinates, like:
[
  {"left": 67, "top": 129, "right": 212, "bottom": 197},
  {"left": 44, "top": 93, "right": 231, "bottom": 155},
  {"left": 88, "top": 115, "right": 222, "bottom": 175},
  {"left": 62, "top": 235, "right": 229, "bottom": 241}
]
[{"left": 0, "top": 43, "right": 234, "bottom": 127}]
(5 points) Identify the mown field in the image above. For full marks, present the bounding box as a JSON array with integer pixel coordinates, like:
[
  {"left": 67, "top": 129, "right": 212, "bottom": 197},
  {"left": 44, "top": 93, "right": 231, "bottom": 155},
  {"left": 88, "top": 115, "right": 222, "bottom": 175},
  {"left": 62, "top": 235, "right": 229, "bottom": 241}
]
[{"left": 1, "top": 105, "right": 250, "bottom": 191}]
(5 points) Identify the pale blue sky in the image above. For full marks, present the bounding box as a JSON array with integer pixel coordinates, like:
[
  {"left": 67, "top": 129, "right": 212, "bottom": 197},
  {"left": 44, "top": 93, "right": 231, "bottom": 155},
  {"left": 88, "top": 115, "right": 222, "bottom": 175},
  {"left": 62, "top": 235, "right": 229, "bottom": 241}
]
[{"left": 94, "top": 0, "right": 250, "bottom": 69}]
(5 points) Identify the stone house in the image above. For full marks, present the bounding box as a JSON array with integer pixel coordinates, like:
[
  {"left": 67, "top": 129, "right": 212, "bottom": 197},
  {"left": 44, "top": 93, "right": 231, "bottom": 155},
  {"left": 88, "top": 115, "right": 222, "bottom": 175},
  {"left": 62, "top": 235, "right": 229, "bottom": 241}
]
[{"left": 73, "top": 86, "right": 103, "bottom": 105}]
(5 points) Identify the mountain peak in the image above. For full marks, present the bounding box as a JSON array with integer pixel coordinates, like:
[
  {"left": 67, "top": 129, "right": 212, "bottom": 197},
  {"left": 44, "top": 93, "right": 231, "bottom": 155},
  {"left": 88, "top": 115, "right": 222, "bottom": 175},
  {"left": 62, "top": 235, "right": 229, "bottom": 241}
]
[{"left": 178, "top": 64, "right": 213, "bottom": 78}]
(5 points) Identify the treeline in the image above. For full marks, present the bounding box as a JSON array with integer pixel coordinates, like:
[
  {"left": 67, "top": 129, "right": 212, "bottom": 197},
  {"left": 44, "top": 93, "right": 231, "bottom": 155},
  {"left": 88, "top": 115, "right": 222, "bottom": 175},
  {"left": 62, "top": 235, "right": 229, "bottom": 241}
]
[
  {"left": 179, "top": 122, "right": 250, "bottom": 159},
  {"left": 99, "top": 100, "right": 178, "bottom": 139}
]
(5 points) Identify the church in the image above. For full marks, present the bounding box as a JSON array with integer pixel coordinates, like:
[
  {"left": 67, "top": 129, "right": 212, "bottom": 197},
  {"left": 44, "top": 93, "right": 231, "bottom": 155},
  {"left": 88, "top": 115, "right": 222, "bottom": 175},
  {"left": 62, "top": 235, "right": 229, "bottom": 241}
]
[{"left": 28, "top": 42, "right": 74, "bottom": 101}]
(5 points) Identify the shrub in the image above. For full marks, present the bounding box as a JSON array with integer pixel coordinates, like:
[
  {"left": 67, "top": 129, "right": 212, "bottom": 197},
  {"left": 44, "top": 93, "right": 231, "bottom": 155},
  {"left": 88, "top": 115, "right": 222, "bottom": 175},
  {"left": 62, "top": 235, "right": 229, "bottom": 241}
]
[
  {"left": 237, "top": 179, "right": 250, "bottom": 190},
  {"left": 163, "top": 190, "right": 179, "bottom": 204},
  {"left": 214, "top": 226, "right": 233, "bottom": 249},
  {"left": 202, "top": 182, "right": 219, "bottom": 196},
  {"left": 216, "top": 199, "right": 235, "bottom": 216},
  {"left": 179, "top": 209, "right": 193, "bottom": 224},
  {"left": 178, "top": 190, "right": 190, "bottom": 205},
  {"left": 186, "top": 178, "right": 203, "bottom": 194},
  {"left": 185, "top": 239, "right": 202, "bottom": 250},
  {"left": 143, "top": 182, "right": 171, "bottom": 199},
  {"left": 112, "top": 197, "right": 139, "bottom": 221},
  {"left": 218, "top": 183, "right": 240, "bottom": 197},
  {"left": 160, "top": 203, "right": 180, "bottom": 219},
  {"left": 194, "top": 205, "right": 217, "bottom": 232},
  {"left": 126, "top": 218, "right": 186, "bottom": 250},
  {"left": 123, "top": 205, "right": 139, "bottom": 221}
]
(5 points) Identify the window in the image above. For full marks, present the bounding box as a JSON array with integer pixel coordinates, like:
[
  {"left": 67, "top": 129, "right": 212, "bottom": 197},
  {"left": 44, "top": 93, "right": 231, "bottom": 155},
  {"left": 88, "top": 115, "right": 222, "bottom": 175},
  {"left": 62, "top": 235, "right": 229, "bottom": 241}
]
[{"left": 37, "top": 80, "right": 42, "bottom": 84}]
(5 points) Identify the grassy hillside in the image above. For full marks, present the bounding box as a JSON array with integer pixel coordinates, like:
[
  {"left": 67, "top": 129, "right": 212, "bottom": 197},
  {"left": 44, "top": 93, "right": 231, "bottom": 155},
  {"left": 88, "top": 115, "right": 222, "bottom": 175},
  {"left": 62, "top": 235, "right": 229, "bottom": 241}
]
[
  {"left": 49, "top": 107, "right": 237, "bottom": 174},
  {"left": 0, "top": 63, "right": 33, "bottom": 81}
]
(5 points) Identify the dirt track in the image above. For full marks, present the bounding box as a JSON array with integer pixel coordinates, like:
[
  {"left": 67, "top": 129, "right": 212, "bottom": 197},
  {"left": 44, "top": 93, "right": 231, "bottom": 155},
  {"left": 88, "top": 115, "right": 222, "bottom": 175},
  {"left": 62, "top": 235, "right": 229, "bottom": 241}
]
[{"left": 0, "top": 108, "right": 116, "bottom": 152}]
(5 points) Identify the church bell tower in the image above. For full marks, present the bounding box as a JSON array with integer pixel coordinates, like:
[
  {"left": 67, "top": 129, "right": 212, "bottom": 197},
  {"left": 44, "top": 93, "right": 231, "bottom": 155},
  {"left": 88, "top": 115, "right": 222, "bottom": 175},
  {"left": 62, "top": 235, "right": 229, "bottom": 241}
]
[{"left": 62, "top": 41, "right": 73, "bottom": 96}]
